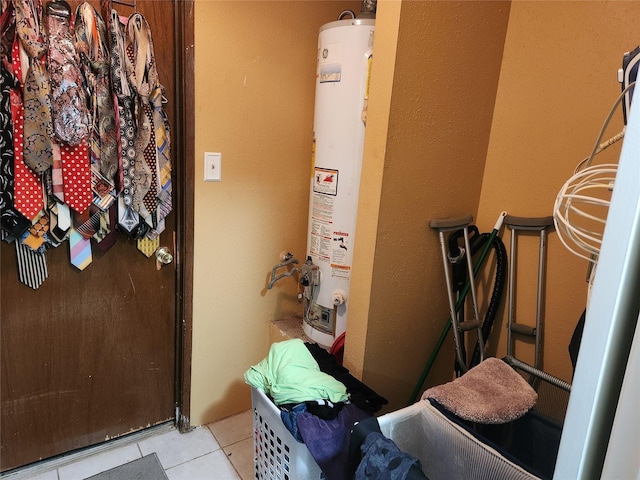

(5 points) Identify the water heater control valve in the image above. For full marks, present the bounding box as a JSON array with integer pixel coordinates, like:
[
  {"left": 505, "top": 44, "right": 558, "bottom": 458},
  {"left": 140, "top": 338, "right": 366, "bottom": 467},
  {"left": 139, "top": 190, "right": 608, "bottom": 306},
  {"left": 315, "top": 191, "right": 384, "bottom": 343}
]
[
  {"left": 300, "top": 258, "right": 320, "bottom": 298},
  {"left": 332, "top": 290, "right": 347, "bottom": 306}
]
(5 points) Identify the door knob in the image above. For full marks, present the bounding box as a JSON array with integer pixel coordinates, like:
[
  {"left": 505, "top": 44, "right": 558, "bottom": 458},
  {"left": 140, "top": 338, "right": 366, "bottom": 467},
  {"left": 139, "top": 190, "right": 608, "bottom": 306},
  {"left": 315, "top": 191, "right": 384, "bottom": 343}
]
[{"left": 155, "top": 246, "right": 173, "bottom": 265}]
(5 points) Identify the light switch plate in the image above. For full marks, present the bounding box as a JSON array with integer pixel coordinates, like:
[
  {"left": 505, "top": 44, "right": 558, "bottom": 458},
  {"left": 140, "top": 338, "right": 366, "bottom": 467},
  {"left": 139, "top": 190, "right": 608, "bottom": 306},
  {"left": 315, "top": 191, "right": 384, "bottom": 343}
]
[{"left": 204, "top": 152, "right": 222, "bottom": 182}]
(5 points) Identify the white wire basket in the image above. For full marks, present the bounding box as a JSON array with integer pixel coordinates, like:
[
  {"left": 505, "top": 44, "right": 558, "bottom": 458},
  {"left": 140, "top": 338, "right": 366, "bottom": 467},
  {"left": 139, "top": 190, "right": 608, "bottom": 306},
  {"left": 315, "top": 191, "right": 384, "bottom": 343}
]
[{"left": 553, "top": 163, "right": 617, "bottom": 265}]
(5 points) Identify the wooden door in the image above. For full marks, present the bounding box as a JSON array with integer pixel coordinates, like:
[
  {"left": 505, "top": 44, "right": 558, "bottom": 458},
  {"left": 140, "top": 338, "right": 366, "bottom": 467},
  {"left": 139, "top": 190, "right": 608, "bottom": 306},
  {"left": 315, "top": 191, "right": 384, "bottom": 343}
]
[{"left": 0, "top": 0, "right": 193, "bottom": 471}]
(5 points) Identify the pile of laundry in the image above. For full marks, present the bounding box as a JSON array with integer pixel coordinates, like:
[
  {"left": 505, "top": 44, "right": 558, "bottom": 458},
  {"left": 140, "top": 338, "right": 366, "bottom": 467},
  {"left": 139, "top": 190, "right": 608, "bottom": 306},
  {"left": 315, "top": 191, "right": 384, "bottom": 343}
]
[{"left": 246, "top": 338, "right": 418, "bottom": 480}]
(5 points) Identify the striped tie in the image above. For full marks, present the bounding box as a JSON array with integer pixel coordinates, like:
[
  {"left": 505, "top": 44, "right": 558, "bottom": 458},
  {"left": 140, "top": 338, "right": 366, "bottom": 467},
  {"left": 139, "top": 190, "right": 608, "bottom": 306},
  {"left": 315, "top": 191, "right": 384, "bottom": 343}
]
[
  {"left": 51, "top": 143, "right": 64, "bottom": 202},
  {"left": 15, "top": 241, "right": 48, "bottom": 289},
  {"left": 69, "top": 229, "right": 92, "bottom": 270}
]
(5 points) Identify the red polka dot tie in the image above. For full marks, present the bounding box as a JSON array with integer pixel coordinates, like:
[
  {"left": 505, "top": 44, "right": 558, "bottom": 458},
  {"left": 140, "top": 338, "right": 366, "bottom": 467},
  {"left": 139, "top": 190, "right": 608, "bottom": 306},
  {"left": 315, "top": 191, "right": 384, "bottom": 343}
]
[
  {"left": 61, "top": 142, "right": 92, "bottom": 214},
  {"left": 11, "top": 39, "right": 43, "bottom": 221}
]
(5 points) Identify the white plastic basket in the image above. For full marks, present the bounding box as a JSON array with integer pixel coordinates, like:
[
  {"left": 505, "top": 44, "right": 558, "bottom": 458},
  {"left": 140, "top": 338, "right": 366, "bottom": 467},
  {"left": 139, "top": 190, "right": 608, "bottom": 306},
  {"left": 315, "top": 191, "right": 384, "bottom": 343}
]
[{"left": 252, "top": 387, "right": 325, "bottom": 480}]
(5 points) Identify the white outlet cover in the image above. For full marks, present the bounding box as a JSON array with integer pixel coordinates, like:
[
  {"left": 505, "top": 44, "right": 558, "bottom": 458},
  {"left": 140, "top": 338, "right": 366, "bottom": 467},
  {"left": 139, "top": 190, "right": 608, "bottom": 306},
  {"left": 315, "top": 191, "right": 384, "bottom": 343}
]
[{"left": 204, "top": 152, "right": 221, "bottom": 182}]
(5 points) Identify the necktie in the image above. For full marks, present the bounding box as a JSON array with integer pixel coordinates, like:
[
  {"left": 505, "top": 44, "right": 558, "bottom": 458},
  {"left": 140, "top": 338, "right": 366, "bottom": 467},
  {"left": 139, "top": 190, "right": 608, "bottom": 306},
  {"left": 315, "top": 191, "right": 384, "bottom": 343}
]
[
  {"left": 23, "top": 210, "right": 49, "bottom": 250},
  {"left": 14, "top": 0, "right": 54, "bottom": 174},
  {"left": 110, "top": 10, "right": 139, "bottom": 233},
  {"left": 69, "top": 228, "right": 92, "bottom": 270},
  {"left": 46, "top": 0, "right": 89, "bottom": 146},
  {"left": 50, "top": 143, "right": 64, "bottom": 202},
  {"left": 75, "top": 2, "right": 119, "bottom": 188},
  {"left": 59, "top": 141, "right": 92, "bottom": 214},
  {"left": 137, "top": 235, "right": 159, "bottom": 258},
  {"left": 15, "top": 240, "right": 48, "bottom": 289},
  {"left": 11, "top": 38, "right": 44, "bottom": 221},
  {"left": 125, "top": 14, "right": 154, "bottom": 223},
  {"left": 73, "top": 207, "right": 101, "bottom": 240},
  {"left": 1, "top": 59, "right": 30, "bottom": 240},
  {"left": 93, "top": 204, "right": 117, "bottom": 252},
  {"left": 150, "top": 83, "right": 172, "bottom": 234},
  {"left": 0, "top": 2, "right": 15, "bottom": 62},
  {"left": 140, "top": 101, "right": 158, "bottom": 226},
  {"left": 49, "top": 203, "right": 70, "bottom": 243},
  {"left": 125, "top": 12, "right": 173, "bottom": 244}
]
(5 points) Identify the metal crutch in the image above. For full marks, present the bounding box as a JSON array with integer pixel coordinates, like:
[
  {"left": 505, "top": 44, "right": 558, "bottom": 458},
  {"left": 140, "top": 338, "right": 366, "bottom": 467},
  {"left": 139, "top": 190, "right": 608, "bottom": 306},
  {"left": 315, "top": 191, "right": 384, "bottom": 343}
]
[
  {"left": 430, "top": 215, "right": 485, "bottom": 374},
  {"left": 503, "top": 215, "right": 554, "bottom": 371}
]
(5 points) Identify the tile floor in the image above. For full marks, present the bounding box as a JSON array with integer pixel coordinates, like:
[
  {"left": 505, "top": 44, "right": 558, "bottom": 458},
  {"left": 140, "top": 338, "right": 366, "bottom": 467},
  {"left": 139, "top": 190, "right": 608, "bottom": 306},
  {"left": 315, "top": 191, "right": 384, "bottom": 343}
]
[{"left": 1, "top": 410, "right": 254, "bottom": 480}]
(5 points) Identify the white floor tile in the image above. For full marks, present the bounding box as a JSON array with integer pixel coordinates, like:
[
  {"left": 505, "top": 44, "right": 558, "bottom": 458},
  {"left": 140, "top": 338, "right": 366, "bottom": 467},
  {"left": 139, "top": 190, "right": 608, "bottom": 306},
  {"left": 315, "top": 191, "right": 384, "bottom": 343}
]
[
  {"left": 208, "top": 410, "right": 253, "bottom": 448},
  {"left": 138, "top": 426, "right": 221, "bottom": 470},
  {"left": 57, "top": 444, "right": 141, "bottom": 480},
  {"left": 164, "top": 450, "right": 241, "bottom": 480}
]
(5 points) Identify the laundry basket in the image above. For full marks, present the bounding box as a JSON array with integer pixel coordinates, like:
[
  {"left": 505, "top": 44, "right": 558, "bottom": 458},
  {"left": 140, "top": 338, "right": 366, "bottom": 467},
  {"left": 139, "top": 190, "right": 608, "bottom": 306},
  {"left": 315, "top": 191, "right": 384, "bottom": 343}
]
[{"left": 252, "top": 387, "right": 325, "bottom": 480}]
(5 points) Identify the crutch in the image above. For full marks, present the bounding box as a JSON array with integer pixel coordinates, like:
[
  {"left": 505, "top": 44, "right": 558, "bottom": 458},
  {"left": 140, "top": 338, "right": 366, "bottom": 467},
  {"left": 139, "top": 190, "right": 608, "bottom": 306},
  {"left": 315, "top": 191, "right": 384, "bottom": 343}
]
[
  {"left": 429, "top": 215, "right": 484, "bottom": 374},
  {"left": 503, "top": 215, "right": 554, "bottom": 371},
  {"left": 407, "top": 211, "right": 507, "bottom": 404}
]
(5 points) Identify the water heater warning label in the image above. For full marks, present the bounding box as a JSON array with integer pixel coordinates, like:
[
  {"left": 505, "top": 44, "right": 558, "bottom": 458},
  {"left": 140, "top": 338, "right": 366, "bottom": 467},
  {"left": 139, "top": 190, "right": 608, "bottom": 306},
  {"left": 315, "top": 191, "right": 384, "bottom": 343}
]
[
  {"left": 313, "top": 167, "right": 338, "bottom": 196},
  {"left": 331, "top": 231, "right": 351, "bottom": 279}
]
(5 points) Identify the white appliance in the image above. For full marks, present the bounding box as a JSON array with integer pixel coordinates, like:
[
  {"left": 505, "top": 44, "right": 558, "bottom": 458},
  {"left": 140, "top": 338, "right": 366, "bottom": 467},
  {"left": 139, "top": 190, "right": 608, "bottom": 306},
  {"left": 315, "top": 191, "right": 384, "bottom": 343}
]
[{"left": 301, "top": 16, "right": 375, "bottom": 347}]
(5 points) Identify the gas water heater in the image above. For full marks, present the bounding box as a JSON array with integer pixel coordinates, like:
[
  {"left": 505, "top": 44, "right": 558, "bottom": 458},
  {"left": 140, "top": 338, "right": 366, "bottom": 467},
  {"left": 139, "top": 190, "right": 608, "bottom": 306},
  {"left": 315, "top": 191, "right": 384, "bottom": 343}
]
[{"left": 300, "top": 14, "right": 375, "bottom": 347}]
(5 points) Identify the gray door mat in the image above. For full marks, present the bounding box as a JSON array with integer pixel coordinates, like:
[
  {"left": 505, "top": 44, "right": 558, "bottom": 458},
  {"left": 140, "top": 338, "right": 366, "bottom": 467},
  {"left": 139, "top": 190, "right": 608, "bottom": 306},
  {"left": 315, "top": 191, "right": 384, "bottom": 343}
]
[{"left": 85, "top": 453, "right": 168, "bottom": 480}]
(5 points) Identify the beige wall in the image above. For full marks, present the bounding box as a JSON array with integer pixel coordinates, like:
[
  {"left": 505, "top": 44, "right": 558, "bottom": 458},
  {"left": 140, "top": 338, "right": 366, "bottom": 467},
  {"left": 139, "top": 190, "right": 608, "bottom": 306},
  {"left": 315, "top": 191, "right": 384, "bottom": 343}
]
[
  {"left": 191, "top": 1, "right": 361, "bottom": 425},
  {"left": 477, "top": 0, "right": 638, "bottom": 382}
]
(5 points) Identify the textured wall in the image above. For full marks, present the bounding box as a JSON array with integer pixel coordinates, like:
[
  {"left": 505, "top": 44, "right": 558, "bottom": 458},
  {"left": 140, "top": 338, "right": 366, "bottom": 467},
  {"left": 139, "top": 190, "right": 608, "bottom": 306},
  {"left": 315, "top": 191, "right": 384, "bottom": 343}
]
[
  {"left": 349, "top": 0, "right": 511, "bottom": 412},
  {"left": 477, "top": 1, "right": 639, "bottom": 382}
]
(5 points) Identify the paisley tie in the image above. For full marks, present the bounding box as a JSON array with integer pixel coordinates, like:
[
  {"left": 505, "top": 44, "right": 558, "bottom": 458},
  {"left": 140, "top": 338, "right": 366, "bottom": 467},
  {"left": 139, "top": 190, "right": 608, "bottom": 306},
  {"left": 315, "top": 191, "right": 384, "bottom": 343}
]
[
  {"left": 14, "top": 0, "right": 54, "bottom": 174},
  {"left": 75, "top": 2, "right": 119, "bottom": 188},
  {"left": 46, "top": 0, "right": 89, "bottom": 146}
]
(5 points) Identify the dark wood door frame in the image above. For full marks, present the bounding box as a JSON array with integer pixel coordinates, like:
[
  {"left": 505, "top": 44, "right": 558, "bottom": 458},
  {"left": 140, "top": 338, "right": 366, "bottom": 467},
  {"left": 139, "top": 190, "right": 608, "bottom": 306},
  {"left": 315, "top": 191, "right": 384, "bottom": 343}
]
[{"left": 173, "top": 0, "right": 195, "bottom": 432}]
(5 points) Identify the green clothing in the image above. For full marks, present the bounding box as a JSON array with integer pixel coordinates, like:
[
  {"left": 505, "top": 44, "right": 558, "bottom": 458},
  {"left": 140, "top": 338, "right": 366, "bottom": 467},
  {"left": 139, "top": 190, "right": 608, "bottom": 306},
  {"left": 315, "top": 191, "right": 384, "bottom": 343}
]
[{"left": 244, "top": 338, "right": 349, "bottom": 405}]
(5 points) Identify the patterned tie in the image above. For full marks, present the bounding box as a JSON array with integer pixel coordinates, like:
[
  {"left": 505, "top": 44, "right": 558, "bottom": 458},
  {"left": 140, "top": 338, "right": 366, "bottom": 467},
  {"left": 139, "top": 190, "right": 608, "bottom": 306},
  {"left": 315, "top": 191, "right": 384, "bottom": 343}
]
[
  {"left": 137, "top": 235, "right": 159, "bottom": 258},
  {"left": 75, "top": 2, "right": 119, "bottom": 189},
  {"left": 93, "top": 203, "right": 117, "bottom": 252},
  {"left": 50, "top": 143, "right": 65, "bottom": 202},
  {"left": 11, "top": 38, "right": 44, "bottom": 221},
  {"left": 140, "top": 101, "right": 158, "bottom": 227},
  {"left": 110, "top": 11, "right": 139, "bottom": 233},
  {"left": 150, "top": 83, "right": 171, "bottom": 235},
  {"left": 73, "top": 206, "right": 101, "bottom": 240},
  {"left": 69, "top": 228, "right": 92, "bottom": 270},
  {"left": 23, "top": 211, "right": 49, "bottom": 250},
  {"left": 46, "top": 0, "right": 89, "bottom": 146},
  {"left": 14, "top": 0, "right": 54, "bottom": 174},
  {"left": 1, "top": 59, "right": 31, "bottom": 240},
  {"left": 15, "top": 240, "right": 48, "bottom": 290},
  {"left": 60, "top": 141, "right": 92, "bottom": 214},
  {"left": 125, "top": 13, "right": 173, "bottom": 248},
  {"left": 49, "top": 202, "right": 70, "bottom": 243},
  {"left": 125, "top": 14, "right": 154, "bottom": 223}
]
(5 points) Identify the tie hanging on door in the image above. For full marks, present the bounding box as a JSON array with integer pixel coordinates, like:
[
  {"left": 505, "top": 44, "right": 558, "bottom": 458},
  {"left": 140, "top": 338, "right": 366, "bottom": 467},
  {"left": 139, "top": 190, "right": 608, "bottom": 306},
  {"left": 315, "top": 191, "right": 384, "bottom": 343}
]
[{"left": 123, "top": 12, "right": 172, "bottom": 244}]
